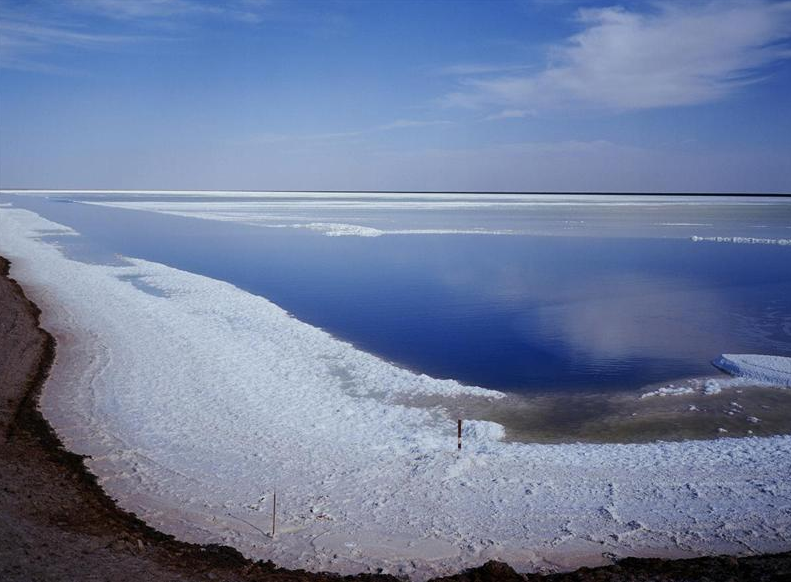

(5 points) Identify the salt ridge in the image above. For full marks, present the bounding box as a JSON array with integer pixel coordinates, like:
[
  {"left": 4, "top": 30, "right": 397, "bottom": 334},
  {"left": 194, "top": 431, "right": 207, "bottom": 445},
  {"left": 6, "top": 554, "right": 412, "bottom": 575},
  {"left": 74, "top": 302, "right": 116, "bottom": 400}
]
[
  {"left": 714, "top": 354, "right": 791, "bottom": 388},
  {"left": 691, "top": 235, "right": 791, "bottom": 246},
  {"left": 1, "top": 207, "right": 790, "bottom": 579}
]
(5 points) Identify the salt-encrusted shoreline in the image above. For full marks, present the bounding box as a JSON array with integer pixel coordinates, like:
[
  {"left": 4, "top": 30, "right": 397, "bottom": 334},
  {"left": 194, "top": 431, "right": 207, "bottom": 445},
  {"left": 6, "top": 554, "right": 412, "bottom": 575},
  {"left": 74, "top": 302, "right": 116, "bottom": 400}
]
[
  {"left": 0, "top": 254, "right": 390, "bottom": 582},
  {"left": 4, "top": 252, "right": 791, "bottom": 582},
  {"left": 2, "top": 205, "right": 791, "bottom": 580}
]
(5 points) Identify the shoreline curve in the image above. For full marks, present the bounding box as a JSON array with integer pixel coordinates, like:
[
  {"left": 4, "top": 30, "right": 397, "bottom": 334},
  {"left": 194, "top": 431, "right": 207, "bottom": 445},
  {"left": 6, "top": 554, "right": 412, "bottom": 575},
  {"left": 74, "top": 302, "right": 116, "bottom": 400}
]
[
  {"left": 5, "top": 253, "right": 791, "bottom": 580},
  {"left": 2, "top": 201, "right": 791, "bottom": 579}
]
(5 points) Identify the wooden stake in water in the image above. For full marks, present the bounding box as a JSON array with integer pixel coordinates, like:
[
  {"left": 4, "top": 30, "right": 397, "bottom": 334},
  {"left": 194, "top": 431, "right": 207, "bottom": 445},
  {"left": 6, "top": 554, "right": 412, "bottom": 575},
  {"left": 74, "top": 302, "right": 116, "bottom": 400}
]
[
  {"left": 272, "top": 490, "right": 277, "bottom": 538},
  {"left": 458, "top": 419, "right": 462, "bottom": 450}
]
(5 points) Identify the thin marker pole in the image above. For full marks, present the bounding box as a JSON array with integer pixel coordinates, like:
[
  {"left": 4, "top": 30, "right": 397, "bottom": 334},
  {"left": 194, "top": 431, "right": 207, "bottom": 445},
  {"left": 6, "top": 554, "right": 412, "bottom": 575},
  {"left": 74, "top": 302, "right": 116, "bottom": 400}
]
[
  {"left": 458, "top": 419, "right": 462, "bottom": 450},
  {"left": 272, "top": 490, "right": 277, "bottom": 538}
]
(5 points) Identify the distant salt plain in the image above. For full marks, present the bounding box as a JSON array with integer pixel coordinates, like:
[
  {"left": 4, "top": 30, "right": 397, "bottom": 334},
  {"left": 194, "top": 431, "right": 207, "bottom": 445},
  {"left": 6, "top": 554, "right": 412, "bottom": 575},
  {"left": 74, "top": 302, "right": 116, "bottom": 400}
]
[
  {"left": 69, "top": 191, "right": 791, "bottom": 240},
  {"left": 1, "top": 194, "right": 791, "bottom": 579},
  {"left": 9, "top": 189, "right": 791, "bottom": 240}
]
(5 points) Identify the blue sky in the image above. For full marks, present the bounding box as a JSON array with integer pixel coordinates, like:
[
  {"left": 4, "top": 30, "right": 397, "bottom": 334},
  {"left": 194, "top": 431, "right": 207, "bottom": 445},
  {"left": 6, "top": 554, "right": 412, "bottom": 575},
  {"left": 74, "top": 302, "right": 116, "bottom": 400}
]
[{"left": 1, "top": 0, "right": 790, "bottom": 192}]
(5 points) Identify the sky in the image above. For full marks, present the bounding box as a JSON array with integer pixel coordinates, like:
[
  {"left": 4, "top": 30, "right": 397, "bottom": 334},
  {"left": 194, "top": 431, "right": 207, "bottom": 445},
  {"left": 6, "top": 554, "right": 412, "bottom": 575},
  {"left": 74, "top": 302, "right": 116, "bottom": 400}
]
[{"left": 1, "top": 0, "right": 790, "bottom": 193}]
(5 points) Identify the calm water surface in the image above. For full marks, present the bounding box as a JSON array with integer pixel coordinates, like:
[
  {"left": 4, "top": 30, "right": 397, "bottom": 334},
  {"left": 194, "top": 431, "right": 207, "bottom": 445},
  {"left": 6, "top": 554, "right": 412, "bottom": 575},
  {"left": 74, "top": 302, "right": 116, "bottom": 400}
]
[{"left": 5, "top": 193, "right": 791, "bottom": 397}]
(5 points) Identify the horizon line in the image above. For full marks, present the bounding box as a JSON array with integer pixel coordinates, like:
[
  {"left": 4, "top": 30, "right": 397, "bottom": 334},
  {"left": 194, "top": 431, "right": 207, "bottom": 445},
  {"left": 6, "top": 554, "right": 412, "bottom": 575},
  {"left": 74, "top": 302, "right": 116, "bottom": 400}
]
[{"left": 2, "top": 189, "right": 790, "bottom": 197}]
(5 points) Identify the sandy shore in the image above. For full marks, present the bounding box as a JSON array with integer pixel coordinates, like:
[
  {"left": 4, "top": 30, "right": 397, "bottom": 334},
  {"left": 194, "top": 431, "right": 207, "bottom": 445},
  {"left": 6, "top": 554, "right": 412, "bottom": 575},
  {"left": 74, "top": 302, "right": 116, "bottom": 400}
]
[{"left": 2, "top": 253, "right": 791, "bottom": 581}]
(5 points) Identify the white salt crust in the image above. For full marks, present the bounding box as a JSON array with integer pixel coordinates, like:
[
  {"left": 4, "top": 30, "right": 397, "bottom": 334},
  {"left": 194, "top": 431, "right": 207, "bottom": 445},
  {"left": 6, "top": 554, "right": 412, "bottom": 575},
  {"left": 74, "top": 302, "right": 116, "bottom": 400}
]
[
  {"left": 1, "top": 207, "right": 791, "bottom": 579},
  {"left": 714, "top": 354, "right": 791, "bottom": 388},
  {"left": 74, "top": 196, "right": 790, "bottom": 239}
]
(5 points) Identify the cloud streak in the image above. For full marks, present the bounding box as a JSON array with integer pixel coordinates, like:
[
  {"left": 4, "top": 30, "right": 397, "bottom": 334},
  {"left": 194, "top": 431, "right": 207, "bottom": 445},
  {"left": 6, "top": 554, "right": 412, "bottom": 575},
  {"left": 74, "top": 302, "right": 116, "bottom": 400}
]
[
  {"left": 248, "top": 119, "right": 453, "bottom": 145},
  {"left": 483, "top": 109, "right": 535, "bottom": 121},
  {"left": 444, "top": 0, "right": 791, "bottom": 111},
  {"left": 67, "top": 0, "right": 271, "bottom": 23},
  {"left": 0, "top": 0, "right": 272, "bottom": 72},
  {"left": 433, "top": 63, "right": 535, "bottom": 76},
  {"left": 0, "top": 17, "right": 141, "bottom": 72}
]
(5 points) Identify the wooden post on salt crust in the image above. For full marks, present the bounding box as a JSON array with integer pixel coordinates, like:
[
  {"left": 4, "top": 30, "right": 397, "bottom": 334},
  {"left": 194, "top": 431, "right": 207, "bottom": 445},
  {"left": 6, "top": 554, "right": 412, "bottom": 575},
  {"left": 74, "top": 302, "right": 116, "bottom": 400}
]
[
  {"left": 272, "top": 491, "right": 277, "bottom": 538},
  {"left": 458, "top": 419, "right": 462, "bottom": 451}
]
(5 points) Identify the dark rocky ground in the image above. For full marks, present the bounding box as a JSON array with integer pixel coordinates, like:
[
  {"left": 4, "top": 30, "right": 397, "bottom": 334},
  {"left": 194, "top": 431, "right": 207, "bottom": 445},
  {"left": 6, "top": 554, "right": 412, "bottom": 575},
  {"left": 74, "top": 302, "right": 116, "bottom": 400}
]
[{"left": 2, "top": 255, "right": 790, "bottom": 582}]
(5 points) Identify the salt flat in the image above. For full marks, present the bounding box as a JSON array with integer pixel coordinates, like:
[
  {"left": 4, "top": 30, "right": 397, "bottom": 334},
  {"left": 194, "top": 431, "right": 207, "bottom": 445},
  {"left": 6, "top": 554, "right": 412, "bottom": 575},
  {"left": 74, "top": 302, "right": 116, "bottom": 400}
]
[{"left": 1, "top": 205, "right": 790, "bottom": 579}]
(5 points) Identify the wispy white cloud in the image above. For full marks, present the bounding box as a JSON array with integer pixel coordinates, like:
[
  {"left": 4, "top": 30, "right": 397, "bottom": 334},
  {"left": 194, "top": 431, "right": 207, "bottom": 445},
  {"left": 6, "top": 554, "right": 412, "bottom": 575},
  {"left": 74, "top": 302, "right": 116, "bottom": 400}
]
[
  {"left": 248, "top": 119, "right": 453, "bottom": 145},
  {"left": 0, "top": 17, "right": 142, "bottom": 72},
  {"left": 434, "top": 63, "right": 534, "bottom": 76},
  {"left": 0, "top": 0, "right": 273, "bottom": 72},
  {"left": 0, "top": 20, "right": 135, "bottom": 47},
  {"left": 443, "top": 0, "right": 791, "bottom": 111},
  {"left": 483, "top": 109, "right": 535, "bottom": 121},
  {"left": 375, "top": 119, "right": 452, "bottom": 130},
  {"left": 67, "top": 0, "right": 271, "bottom": 23},
  {"left": 250, "top": 130, "right": 364, "bottom": 145},
  {"left": 69, "top": 0, "right": 200, "bottom": 19}
]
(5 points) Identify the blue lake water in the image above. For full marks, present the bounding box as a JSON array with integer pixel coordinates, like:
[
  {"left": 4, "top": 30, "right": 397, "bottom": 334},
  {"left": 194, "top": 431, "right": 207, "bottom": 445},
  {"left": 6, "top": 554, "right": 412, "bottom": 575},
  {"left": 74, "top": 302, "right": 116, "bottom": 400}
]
[{"left": 5, "top": 192, "right": 791, "bottom": 396}]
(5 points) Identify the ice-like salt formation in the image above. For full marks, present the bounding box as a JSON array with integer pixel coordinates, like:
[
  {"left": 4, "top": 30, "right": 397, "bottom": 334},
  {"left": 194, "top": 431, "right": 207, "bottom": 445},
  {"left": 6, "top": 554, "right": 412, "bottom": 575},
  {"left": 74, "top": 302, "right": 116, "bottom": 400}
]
[
  {"left": 637, "top": 367, "right": 791, "bottom": 399},
  {"left": 691, "top": 235, "right": 791, "bottom": 246},
  {"left": 304, "top": 222, "right": 518, "bottom": 237},
  {"left": 713, "top": 354, "right": 791, "bottom": 388},
  {"left": 704, "top": 379, "right": 723, "bottom": 394},
  {"left": 67, "top": 201, "right": 522, "bottom": 237},
  {"left": 2, "top": 206, "right": 791, "bottom": 579},
  {"left": 640, "top": 385, "right": 695, "bottom": 398},
  {"left": 7, "top": 192, "right": 777, "bottom": 241},
  {"left": 639, "top": 377, "right": 742, "bottom": 398},
  {"left": 657, "top": 223, "right": 713, "bottom": 226}
]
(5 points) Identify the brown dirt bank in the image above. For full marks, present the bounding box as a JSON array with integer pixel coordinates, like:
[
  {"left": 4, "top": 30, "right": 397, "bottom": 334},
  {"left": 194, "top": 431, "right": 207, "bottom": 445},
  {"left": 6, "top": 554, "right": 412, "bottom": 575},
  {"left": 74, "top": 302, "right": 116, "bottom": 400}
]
[{"left": 1, "top": 255, "right": 789, "bottom": 582}]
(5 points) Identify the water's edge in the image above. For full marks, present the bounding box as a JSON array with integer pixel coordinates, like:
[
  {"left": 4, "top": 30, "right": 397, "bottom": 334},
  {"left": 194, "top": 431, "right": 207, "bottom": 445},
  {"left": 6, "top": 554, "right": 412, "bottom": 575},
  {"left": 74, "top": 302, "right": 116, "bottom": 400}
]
[{"left": 3, "top": 253, "right": 791, "bottom": 581}]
